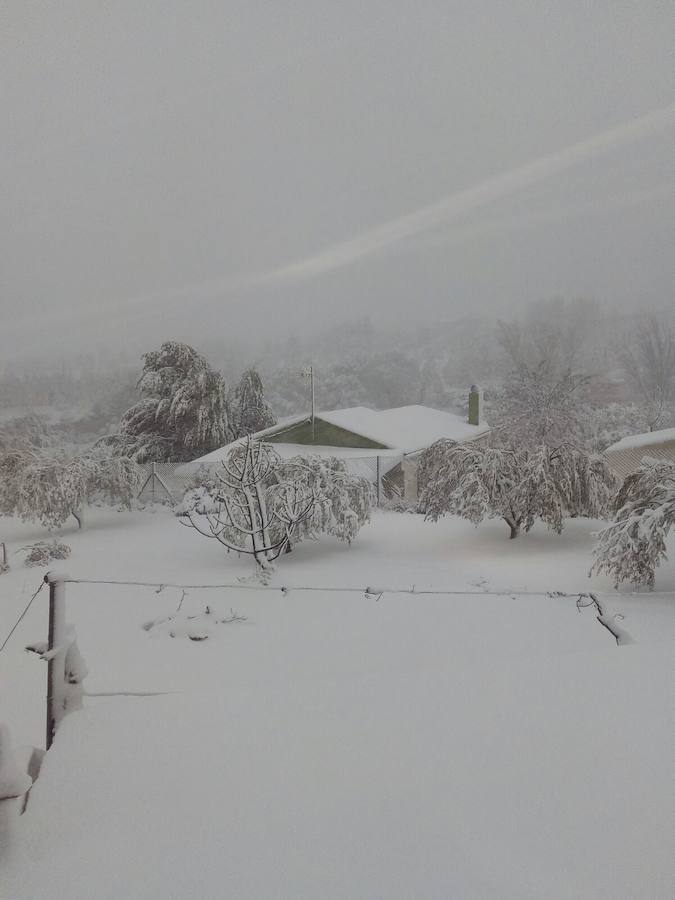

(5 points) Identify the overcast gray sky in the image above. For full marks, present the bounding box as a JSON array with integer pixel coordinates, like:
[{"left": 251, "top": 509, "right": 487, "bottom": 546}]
[{"left": 2, "top": 1, "right": 675, "bottom": 361}]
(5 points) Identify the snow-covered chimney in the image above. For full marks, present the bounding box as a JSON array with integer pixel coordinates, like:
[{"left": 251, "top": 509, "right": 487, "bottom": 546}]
[{"left": 468, "top": 385, "right": 481, "bottom": 426}]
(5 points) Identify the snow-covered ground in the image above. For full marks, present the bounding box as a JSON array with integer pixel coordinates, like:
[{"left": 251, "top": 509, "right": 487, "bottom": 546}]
[{"left": 1, "top": 507, "right": 674, "bottom": 899}]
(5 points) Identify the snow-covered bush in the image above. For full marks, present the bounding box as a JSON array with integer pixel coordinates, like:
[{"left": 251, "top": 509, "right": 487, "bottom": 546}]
[
  {"left": 591, "top": 458, "right": 675, "bottom": 588},
  {"left": 418, "top": 440, "right": 616, "bottom": 539},
  {"left": 0, "top": 448, "right": 140, "bottom": 530},
  {"left": 178, "top": 439, "right": 373, "bottom": 570},
  {"left": 142, "top": 606, "right": 247, "bottom": 641},
  {"left": 22, "top": 540, "right": 71, "bottom": 567}
]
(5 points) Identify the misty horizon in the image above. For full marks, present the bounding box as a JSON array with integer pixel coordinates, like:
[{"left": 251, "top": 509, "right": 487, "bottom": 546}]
[{"left": 3, "top": 2, "right": 675, "bottom": 363}]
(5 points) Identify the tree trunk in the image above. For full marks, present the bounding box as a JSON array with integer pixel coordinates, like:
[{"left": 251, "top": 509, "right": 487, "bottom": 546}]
[
  {"left": 504, "top": 518, "right": 520, "bottom": 539},
  {"left": 72, "top": 508, "right": 85, "bottom": 529}
]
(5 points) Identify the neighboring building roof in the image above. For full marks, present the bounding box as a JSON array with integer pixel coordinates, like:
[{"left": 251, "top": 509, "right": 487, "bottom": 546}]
[
  {"left": 604, "top": 426, "right": 675, "bottom": 479},
  {"left": 606, "top": 426, "right": 675, "bottom": 453},
  {"left": 189, "top": 404, "right": 489, "bottom": 465}
]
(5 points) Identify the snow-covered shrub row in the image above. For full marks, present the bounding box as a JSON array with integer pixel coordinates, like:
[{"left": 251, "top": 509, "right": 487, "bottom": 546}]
[
  {"left": 177, "top": 439, "right": 374, "bottom": 571},
  {"left": 591, "top": 458, "right": 675, "bottom": 588},
  {"left": 0, "top": 448, "right": 140, "bottom": 530},
  {"left": 418, "top": 440, "right": 617, "bottom": 539}
]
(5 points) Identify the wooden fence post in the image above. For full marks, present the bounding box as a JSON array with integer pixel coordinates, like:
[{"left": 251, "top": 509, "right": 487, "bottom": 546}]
[
  {"left": 376, "top": 457, "right": 381, "bottom": 507},
  {"left": 44, "top": 573, "right": 68, "bottom": 751}
]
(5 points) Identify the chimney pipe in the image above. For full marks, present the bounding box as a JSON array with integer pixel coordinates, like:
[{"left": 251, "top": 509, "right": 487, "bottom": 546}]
[{"left": 468, "top": 385, "right": 481, "bottom": 426}]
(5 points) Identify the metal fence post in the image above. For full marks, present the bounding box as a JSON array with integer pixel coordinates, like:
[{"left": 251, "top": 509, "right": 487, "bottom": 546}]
[
  {"left": 376, "top": 456, "right": 381, "bottom": 507},
  {"left": 44, "top": 573, "right": 67, "bottom": 751}
]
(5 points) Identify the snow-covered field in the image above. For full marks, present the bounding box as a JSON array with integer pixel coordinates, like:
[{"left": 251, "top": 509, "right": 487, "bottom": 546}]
[{"left": 1, "top": 507, "right": 674, "bottom": 899}]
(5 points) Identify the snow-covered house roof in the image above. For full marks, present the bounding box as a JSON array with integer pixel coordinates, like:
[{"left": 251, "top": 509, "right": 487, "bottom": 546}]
[
  {"left": 315, "top": 405, "right": 489, "bottom": 454},
  {"left": 604, "top": 426, "right": 675, "bottom": 479},
  {"left": 190, "top": 404, "right": 489, "bottom": 467}
]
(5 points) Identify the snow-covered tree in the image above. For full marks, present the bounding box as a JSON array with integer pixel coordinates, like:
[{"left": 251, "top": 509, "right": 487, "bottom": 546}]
[
  {"left": 489, "top": 362, "right": 592, "bottom": 448},
  {"left": 418, "top": 440, "right": 616, "bottom": 539},
  {"left": 99, "top": 342, "right": 229, "bottom": 462},
  {"left": 228, "top": 367, "right": 276, "bottom": 439},
  {"left": 0, "top": 414, "right": 52, "bottom": 453},
  {"left": 619, "top": 315, "right": 675, "bottom": 432},
  {"left": 178, "top": 440, "right": 373, "bottom": 570},
  {"left": 177, "top": 440, "right": 320, "bottom": 572},
  {"left": 277, "top": 455, "right": 374, "bottom": 548},
  {"left": 591, "top": 458, "right": 675, "bottom": 588},
  {"left": 0, "top": 447, "right": 140, "bottom": 529}
]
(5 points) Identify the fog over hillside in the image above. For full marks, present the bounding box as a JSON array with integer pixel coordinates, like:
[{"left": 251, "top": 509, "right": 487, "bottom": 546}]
[{"left": 2, "top": 2, "right": 675, "bottom": 363}]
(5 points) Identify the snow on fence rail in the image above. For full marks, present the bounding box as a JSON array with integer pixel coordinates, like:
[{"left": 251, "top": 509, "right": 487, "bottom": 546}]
[{"left": 137, "top": 455, "right": 405, "bottom": 506}]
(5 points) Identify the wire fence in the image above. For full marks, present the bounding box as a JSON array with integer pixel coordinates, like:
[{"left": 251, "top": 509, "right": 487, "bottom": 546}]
[
  {"left": 0, "top": 571, "right": 639, "bottom": 764},
  {"left": 137, "top": 455, "right": 406, "bottom": 507}
]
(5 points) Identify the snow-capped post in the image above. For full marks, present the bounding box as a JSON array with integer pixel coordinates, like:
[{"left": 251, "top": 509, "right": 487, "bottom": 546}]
[{"left": 44, "top": 572, "right": 68, "bottom": 751}]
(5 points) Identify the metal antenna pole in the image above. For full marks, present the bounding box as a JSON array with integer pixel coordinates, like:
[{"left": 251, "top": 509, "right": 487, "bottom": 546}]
[{"left": 310, "top": 365, "right": 315, "bottom": 440}]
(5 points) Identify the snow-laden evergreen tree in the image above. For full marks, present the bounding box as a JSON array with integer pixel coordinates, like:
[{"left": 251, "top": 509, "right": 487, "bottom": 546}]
[
  {"left": 228, "top": 367, "right": 276, "bottom": 440},
  {"left": 177, "top": 439, "right": 373, "bottom": 570},
  {"left": 591, "top": 458, "right": 675, "bottom": 587},
  {"left": 418, "top": 440, "right": 616, "bottom": 539},
  {"left": 0, "top": 447, "right": 140, "bottom": 530},
  {"left": 99, "top": 342, "right": 229, "bottom": 462}
]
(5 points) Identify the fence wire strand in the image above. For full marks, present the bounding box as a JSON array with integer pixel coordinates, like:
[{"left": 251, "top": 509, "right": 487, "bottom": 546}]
[
  {"left": 0, "top": 580, "right": 45, "bottom": 654},
  {"left": 51, "top": 577, "right": 597, "bottom": 600}
]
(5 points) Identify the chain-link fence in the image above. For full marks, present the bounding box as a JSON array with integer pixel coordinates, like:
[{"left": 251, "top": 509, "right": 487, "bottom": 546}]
[{"left": 137, "top": 454, "right": 406, "bottom": 507}]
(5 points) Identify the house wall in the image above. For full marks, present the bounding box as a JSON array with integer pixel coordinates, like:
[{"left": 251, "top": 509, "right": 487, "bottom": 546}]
[{"left": 267, "top": 418, "right": 387, "bottom": 449}]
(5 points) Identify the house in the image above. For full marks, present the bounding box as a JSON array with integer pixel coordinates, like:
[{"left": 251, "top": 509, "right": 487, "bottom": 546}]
[
  {"left": 604, "top": 426, "right": 675, "bottom": 480},
  {"left": 191, "top": 387, "right": 490, "bottom": 501}
]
